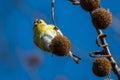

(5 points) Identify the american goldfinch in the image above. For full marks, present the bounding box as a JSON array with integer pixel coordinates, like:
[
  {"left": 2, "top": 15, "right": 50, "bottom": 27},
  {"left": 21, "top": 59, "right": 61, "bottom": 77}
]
[{"left": 33, "top": 19, "right": 81, "bottom": 63}]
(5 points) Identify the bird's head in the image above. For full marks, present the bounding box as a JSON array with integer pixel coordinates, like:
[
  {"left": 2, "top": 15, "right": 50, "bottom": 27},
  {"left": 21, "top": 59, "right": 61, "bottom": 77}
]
[
  {"left": 34, "top": 19, "right": 47, "bottom": 27},
  {"left": 33, "top": 19, "right": 47, "bottom": 33}
]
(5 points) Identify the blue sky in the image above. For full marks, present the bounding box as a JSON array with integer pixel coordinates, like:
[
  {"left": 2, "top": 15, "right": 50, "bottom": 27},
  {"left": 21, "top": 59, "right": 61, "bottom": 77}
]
[{"left": 0, "top": 0, "right": 120, "bottom": 80}]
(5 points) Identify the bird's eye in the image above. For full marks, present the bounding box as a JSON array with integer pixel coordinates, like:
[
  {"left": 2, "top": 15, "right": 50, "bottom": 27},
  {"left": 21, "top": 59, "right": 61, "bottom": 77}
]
[
  {"left": 38, "top": 20, "right": 42, "bottom": 23},
  {"left": 34, "top": 21, "right": 36, "bottom": 24},
  {"left": 34, "top": 19, "right": 39, "bottom": 23}
]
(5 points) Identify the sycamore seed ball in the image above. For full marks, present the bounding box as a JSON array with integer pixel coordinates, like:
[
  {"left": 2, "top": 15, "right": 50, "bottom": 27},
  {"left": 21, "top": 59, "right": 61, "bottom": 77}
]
[
  {"left": 80, "top": 0, "right": 100, "bottom": 12},
  {"left": 50, "top": 35, "right": 71, "bottom": 56},
  {"left": 92, "top": 58, "right": 111, "bottom": 77},
  {"left": 91, "top": 8, "right": 112, "bottom": 29}
]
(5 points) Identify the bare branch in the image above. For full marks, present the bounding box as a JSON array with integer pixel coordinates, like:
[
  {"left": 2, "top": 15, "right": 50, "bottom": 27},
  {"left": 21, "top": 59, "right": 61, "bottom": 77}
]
[
  {"left": 51, "top": 0, "right": 58, "bottom": 30},
  {"left": 89, "top": 50, "right": 111, "bottom": 58},
  {"left": 69, "top": 0, "right": 120, "bottom": 79},
  {"left": 95, "top": 28, "right": 120, "bottom": 80}
]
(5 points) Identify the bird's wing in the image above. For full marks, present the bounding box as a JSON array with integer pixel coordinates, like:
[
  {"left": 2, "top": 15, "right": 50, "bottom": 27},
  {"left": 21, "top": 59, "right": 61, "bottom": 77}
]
[
  {"left": 33, "top": 35, "right": 50, "bottom": 52},
  {"left": 48, "top": 25, "right": 63, "bottom": 36}
]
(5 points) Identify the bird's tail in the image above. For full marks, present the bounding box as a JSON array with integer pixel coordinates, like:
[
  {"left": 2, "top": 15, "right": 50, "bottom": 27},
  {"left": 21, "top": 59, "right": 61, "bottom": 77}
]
[{"left": 69, "top": 51, "right": 81, "bottom": 64}]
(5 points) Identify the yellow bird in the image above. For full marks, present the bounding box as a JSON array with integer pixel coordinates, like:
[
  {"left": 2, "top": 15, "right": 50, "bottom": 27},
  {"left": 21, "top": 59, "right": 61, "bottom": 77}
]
[{"left": 33, "top": 19, "right": 81, "bottom": 63}]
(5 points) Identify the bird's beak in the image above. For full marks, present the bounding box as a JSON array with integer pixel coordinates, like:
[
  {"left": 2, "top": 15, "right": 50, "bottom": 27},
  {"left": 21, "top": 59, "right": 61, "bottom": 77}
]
[
  {"left": 34, "top": 22, "right": 38, "bottom": 26},
  {"left": 34, "top": 19, "right": 39, "bottom": 26}
]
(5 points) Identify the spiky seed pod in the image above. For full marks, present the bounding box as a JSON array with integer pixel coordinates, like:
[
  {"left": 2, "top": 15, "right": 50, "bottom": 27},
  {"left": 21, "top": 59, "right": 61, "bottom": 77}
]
[
  {"left": 50, "top": 35, "right": 71, "bottom": 56},
  {"left": 80, "top": 0, "right": 100, "bottom": 12},
  {"left": 91, "top": 8, "right": 112, "bottom": 29},
  {"left": 92, "top": 58, "right": 111, "bottom": 77}
]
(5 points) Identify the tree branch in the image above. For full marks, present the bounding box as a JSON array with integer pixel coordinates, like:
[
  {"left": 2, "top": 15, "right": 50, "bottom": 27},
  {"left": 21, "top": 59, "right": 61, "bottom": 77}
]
[
  {"left": 68, "top": 0, "right": 120, "bottom": 80},
  {"left": 95, "top": 27, "right": 120, "bottom": 80}
]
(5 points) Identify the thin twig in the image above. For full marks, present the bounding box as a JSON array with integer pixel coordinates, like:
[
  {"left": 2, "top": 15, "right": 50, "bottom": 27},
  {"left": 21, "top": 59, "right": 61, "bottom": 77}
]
[
  {"left": 89, "top": 50, "right": 111, "bottom": 58},
  {"left": 51, "top": 0, "right": 58, "bottom": 30}
]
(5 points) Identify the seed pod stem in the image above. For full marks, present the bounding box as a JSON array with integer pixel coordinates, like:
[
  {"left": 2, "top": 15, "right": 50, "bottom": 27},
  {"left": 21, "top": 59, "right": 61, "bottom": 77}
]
[{"left": 68, "top": 0, "right": 80, "bottom": 5}]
